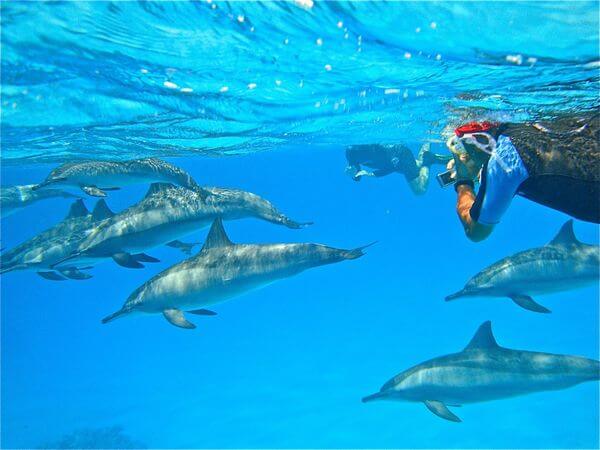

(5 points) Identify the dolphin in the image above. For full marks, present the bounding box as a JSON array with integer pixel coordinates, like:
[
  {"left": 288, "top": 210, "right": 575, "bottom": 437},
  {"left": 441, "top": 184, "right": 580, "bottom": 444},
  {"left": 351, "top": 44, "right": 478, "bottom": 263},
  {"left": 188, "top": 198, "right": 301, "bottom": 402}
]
[
  {"left": 33, "top": 158, "right": 206, "bottom": 198},
  {"left": 1, "top": 184, "right": 78, "bottom": 218},
  {"left": 102, "top": 218, "right": 372, "bottom": 329},
  {"left": 55, "top": 183, "right": 312, "bottom": 270},
  {"left": 362, "top": 321, "right": 599, "bottom": 422},
  {"left": 0, "top": 199, "right": 117, "bottom": 280},
  {"left": 445, "top": 220, "right": 599, "bottom": 313}
]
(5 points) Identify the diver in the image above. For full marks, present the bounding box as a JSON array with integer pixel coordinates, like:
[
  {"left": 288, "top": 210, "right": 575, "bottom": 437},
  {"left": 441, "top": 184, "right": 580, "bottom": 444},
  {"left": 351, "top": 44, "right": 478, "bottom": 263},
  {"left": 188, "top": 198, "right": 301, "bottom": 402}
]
[
  {"left": 445, "top": 112, "right": 600, "bottom": 241},
  {"left": 345, "top": 143, "right": 451, "bottom": 195}
]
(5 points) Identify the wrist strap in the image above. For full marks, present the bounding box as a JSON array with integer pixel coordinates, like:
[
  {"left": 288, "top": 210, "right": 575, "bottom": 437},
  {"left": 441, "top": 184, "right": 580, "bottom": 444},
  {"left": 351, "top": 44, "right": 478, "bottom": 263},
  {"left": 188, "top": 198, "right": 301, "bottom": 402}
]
[{"left": 455, "top": 179, "right": 474, "bottom": 192}]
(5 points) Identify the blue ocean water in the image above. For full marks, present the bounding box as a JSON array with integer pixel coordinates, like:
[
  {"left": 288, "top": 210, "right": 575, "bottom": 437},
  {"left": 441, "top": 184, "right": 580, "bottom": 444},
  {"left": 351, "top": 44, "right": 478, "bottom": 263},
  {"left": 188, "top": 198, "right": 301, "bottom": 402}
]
[{"left": 1, "top": 1, "right": 599, "bottom": 449}]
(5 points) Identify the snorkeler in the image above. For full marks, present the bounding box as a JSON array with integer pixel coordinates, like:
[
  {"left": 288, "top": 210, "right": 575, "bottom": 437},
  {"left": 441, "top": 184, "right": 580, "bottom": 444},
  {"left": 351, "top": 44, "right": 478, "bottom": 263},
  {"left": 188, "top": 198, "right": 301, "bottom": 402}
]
[
  {"left": 446, "top": 112, "right": 599, "bottom": 241},
  {"left": 345, "top": 143, "right": 451, "bottom": 195}
]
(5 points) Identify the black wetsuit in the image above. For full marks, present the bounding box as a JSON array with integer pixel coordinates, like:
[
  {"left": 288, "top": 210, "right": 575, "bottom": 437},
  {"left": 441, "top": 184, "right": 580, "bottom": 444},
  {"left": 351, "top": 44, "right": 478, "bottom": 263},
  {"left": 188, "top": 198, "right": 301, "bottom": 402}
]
[
  {"left": 472, "top": 112, "right": 600, "bottom": 224},
  {"left": 346, "top": 144, "right": 420, "bottom": 181}
]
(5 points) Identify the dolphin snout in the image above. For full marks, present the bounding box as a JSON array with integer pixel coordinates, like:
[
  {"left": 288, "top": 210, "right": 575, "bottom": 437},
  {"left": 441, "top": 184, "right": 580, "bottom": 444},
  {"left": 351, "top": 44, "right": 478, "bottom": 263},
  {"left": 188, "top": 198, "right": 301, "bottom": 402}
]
[
  {"left": 278, "top": 215, "right": 313, "bottom": 229},
  {"left": 445, "top": 288, "right": 469, "bottom": 301},
  {"left": 31, "top": 181, "right": 52, "bottom": 191},
  {"left": 362, "top": 392, "right": 386, "bottom": 403}
]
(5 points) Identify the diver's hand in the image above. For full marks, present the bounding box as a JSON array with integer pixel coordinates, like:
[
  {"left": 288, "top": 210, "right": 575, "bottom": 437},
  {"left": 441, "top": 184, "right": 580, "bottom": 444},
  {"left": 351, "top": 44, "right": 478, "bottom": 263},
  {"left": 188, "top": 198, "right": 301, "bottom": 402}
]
[{"left": 449, "top": 150, "right": 480, "bottom": 182}]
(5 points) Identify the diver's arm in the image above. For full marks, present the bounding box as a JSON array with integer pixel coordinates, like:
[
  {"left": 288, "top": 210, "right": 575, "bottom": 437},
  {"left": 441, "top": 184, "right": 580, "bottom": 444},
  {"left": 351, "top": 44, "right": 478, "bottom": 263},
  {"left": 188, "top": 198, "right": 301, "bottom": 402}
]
[{"left": 455, "top": 184, "right": 494, "bottom": 242}]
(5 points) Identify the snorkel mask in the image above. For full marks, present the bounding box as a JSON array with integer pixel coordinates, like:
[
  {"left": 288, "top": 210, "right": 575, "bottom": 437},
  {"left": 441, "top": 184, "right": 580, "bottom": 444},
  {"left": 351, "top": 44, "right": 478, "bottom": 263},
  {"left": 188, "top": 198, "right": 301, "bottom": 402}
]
[{"left": 448, "top": 121, "right": 498, "bottom": 157}]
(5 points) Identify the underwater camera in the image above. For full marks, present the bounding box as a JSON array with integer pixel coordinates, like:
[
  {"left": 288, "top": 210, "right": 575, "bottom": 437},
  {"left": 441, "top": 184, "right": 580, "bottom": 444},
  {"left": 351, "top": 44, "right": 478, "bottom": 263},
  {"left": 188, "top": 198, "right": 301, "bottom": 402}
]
[{"left": 436, "top": 169, "right": 456, "bottom": 188}]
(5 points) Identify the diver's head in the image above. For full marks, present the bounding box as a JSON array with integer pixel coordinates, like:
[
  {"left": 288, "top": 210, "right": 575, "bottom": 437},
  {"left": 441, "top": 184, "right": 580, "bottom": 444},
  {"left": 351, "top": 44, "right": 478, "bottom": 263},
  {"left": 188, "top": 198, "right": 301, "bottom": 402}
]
[
  {"left": 446, "top": 121, "right": 499, "bottom": 173},
  {"left": 450, "top": 122, "right": 498, "bottom": 157}
]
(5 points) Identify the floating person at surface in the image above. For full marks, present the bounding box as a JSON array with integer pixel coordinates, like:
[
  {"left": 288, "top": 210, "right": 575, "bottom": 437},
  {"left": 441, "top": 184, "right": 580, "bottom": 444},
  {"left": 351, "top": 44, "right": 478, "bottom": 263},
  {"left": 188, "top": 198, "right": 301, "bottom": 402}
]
[
  {"left": 102, "top": 218, "right": 373, "bottom": 329},
  {"left": 345, "top": 143, "right": 451, "bottom": 195},
  {"left": 362, "top": 321, "right": 599, "bottom": 422},
  {"left": 0, "top": 184, "right": 78, "bottom": 218},
  {"left": 33, "top": 157, "right": 208, "bottom": 198},
  {"left": 446, "top": 112, "right": 599, "bottom": 241},
  {"left": 445, "top": 220, "right": 599, "bottom": 313},
  {"left": 54, "top": 183, "right": 311, "bottom": 270}
]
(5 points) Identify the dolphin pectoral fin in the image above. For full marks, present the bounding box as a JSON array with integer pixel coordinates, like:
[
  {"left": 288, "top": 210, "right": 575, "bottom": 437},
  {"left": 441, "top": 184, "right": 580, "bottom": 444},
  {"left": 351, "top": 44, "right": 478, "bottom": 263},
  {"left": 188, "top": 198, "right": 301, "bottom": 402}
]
[
  {"left": 424, "top": 400, "right": 461, "bottom": 423},
  {"left": 163, "top": 309, "right": 196, "bottom": 329},
  {"left": 81, "top": 186, "right": 107, "bottom": 197},
  {"left": 188, "top": 309, "right": 217, "bottom": 316},
  {"left": 509, "top": 294, "right": 551, "bottom": 314},
  {"left": 37, "top": 271, "right": 68, "bottom": 281},
  {"left": 112, "top": 252, "right": 145, "bottom": 269},
  {"left": 132, "top": 253, "right": 160, "bottom": 263},
  {"left": 166, "top": 240, "right": 199, "bottom": 255},
  {"left": 59, "top": 268, "right": 93, "bottom": 280}
]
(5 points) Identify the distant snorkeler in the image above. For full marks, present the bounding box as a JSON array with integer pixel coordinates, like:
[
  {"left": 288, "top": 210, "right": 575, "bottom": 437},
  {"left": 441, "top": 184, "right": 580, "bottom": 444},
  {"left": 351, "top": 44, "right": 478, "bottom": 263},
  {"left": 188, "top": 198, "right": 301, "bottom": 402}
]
[
  {"left": 345, "top": 143, "right": 451, "bottom": 195},
  {"left": 445, "top": 111, "right": 599, "bottom": 241}
]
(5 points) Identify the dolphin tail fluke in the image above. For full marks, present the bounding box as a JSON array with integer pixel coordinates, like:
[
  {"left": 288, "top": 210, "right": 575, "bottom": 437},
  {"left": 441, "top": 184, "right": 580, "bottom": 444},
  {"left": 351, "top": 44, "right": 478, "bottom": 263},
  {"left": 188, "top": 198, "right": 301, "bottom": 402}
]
[
  {"left": 344, "top": 241, "right": 377, "bottom": 260},
  {"left": 509, "top": 294, "right": 551, "bottom": 314},
  {"left": 101, "top": 309, "right": 128, "bottom": 324},
  {"left": 362, "top": 392, "right": 385, "bottom": 403},
  {"left": 445, "top": 289, "right": 468, "bottom": 301}
]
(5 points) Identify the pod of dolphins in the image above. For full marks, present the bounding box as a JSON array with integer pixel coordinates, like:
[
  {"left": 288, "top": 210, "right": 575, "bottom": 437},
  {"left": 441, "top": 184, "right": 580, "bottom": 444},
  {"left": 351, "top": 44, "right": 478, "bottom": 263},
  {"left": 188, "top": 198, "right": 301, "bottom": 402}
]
[{"left": 1, "top": 157, "right": 598, "bottom": 423}]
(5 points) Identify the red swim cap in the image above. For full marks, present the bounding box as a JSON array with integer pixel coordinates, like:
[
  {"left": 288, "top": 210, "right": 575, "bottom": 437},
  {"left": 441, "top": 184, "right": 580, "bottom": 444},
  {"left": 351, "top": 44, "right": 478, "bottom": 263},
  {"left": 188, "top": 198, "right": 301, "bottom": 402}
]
[{"left": 454, "top": 121, "right": 498, "bottom": 137}]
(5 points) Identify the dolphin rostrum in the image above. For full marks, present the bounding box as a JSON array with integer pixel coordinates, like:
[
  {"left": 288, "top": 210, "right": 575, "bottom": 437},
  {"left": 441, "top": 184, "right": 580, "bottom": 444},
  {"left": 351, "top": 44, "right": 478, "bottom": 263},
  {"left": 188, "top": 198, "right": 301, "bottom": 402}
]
[
  {"left": 445, "top": 220, "right": 599, "bottom": 313},
  {"left": 33, "top": 158, "right": 206, "bottom": 198},
  {"left": 102, "top": 218, "right": 372, "bottom": 329},
  {"left": 56, "top": 183, "right": 312, "bottom": 270},
  {"left": 1, "top": 184, "right": 78, "bottom": 218},
  {"left": 0, "top": 199, "right": 116, "bottom": 280},
  {"left": 362, "top": 321, "right": 599, "bottom": 422}
]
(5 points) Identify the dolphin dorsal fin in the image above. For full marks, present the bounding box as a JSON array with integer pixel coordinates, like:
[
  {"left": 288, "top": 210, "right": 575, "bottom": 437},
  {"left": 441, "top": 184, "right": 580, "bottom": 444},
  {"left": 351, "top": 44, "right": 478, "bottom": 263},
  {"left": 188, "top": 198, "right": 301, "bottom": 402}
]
[
  {"left": 464, "top": 321, "right": 499, "bottom": 351},
  {"left": 549, "top": 220, "right": 580, "bottom": 245},
  {"left": 144, "top": 182, "right": 173, "bottom": 198},
  {"left": 65, "top": 199, "right": 89, "bottom": 219},
  {"left": 200, "top": 218, "right": 233, "bottom": 252},
  {"left": 92, "top": 199, "right": 115, "bottom": 221}
]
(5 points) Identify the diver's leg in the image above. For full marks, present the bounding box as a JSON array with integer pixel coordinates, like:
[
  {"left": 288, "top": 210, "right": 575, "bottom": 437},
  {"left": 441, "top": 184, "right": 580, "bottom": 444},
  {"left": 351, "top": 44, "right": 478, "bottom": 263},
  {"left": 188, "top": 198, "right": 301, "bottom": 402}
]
[
  {"left": 408, "top": 166, "right": 430, "bottom": 195},
  {"left": 408, "top": 143, "right": 453, "bottom": 195},
  {"left": 417, "top": 143, "right": 453, "bottom": 168}
]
